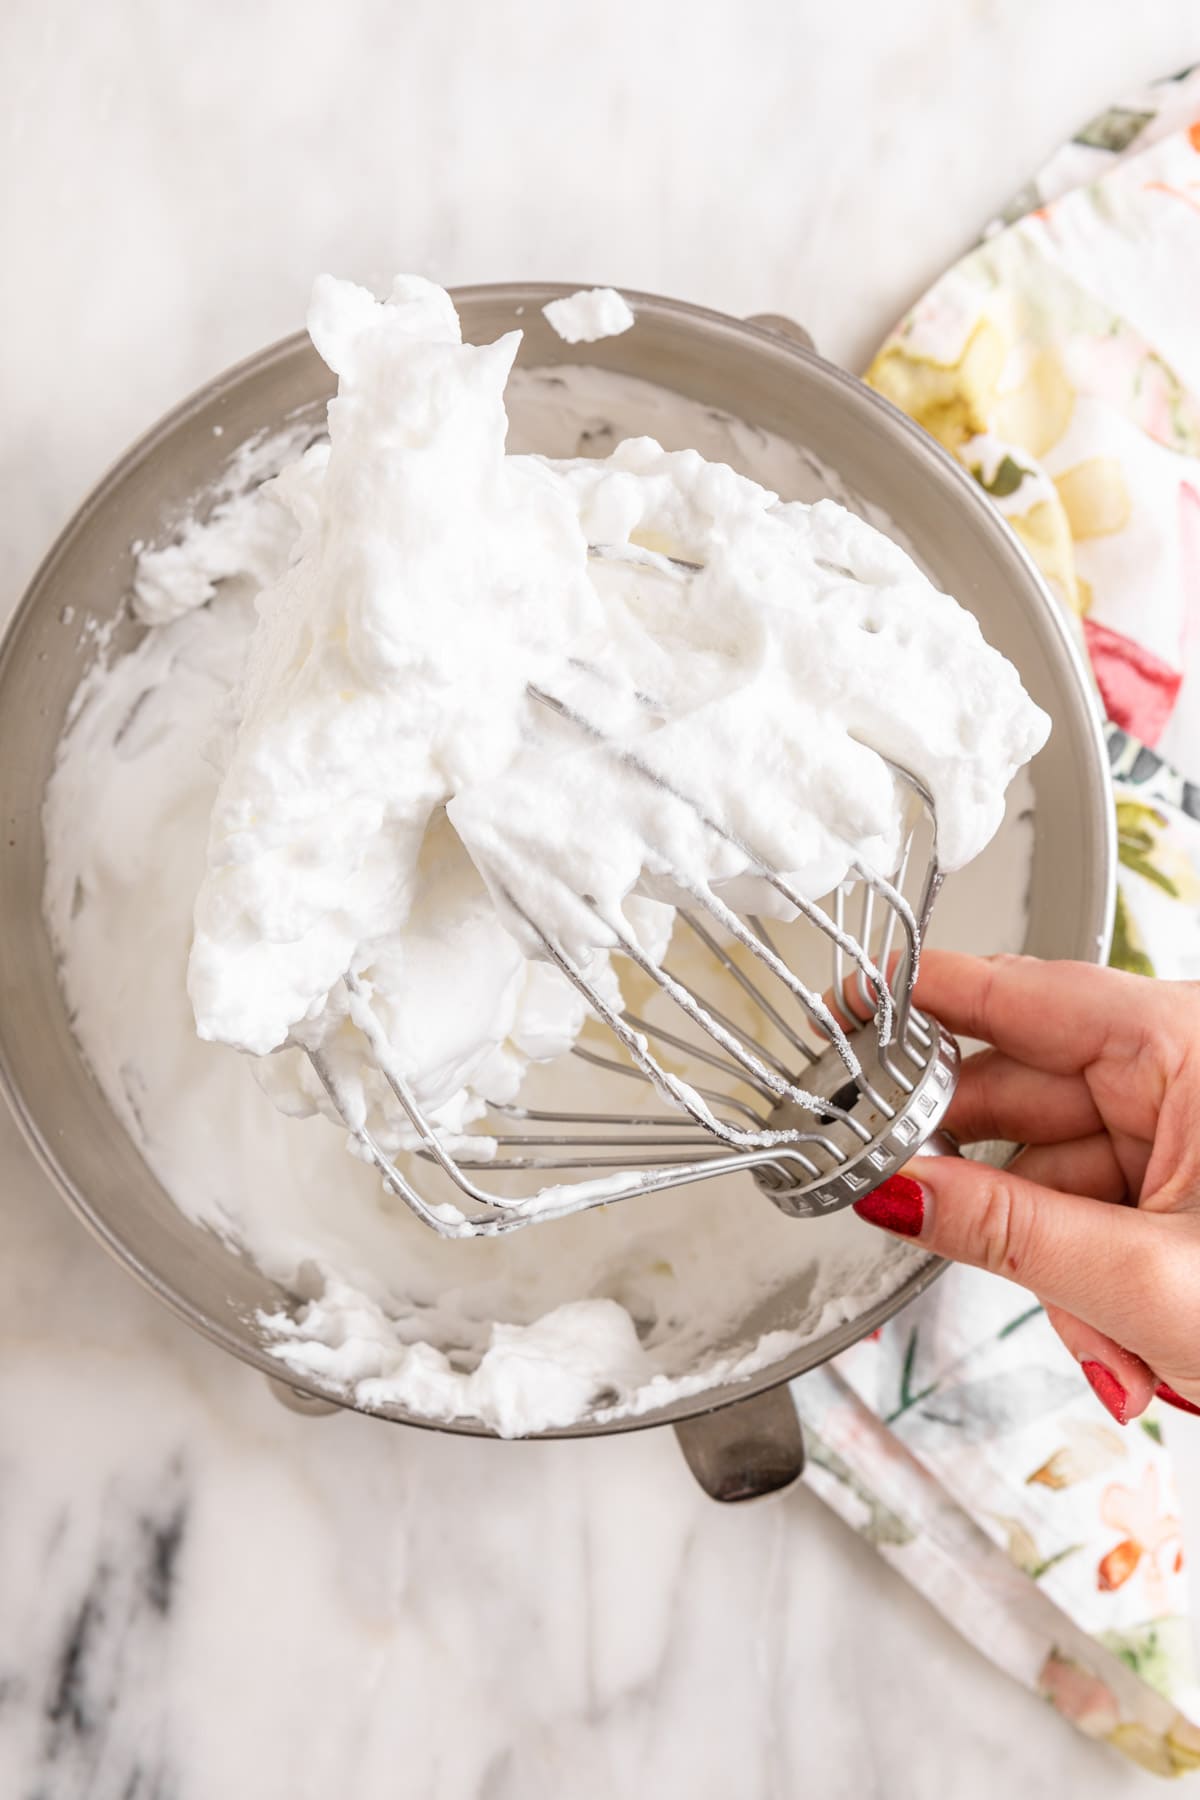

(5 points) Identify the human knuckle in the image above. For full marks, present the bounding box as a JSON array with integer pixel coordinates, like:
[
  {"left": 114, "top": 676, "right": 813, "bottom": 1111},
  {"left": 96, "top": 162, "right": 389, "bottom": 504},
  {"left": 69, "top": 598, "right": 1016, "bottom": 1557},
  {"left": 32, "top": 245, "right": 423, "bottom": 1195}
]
[
  {"left": 970, "top": 1176, "right": 1034, "bottom": 1278},
  {"left": 970, "top": 1054, "right": 1007, "bottom": 1139},
  {"left": 972, "top": 956, "right": 1027, "bottom": 1038}
]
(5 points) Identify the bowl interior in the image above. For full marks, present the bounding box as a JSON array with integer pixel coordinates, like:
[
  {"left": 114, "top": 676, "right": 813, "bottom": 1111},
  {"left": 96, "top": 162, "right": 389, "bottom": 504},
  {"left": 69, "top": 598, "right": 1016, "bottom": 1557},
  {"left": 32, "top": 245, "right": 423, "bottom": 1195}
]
[{"left": 0, "top": 286, "right": 1114, "bottom": 1436}]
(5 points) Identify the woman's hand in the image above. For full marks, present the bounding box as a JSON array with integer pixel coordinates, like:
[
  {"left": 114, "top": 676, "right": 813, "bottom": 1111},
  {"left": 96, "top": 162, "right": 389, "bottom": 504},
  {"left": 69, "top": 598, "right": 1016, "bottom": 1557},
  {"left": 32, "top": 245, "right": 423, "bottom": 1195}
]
[{"left": 851, "top": 951, "right": 1200, "bottom": 1424}]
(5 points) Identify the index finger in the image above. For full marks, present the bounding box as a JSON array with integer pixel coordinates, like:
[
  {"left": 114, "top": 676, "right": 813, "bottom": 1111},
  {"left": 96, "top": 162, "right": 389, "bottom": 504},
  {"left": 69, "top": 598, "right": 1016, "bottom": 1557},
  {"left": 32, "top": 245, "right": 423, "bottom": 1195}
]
[{"left": 912, "top": 950, "right": 1152, "bottom": 1075}]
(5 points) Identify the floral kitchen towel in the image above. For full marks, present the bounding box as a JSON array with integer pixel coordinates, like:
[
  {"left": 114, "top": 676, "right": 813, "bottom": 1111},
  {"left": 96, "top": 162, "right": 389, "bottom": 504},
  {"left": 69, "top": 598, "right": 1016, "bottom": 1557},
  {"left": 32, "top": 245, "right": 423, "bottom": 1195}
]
[
  {"left": 796, "top": 1349, "right": 1200, "bottom": 1776},
  {"left": 867, "top": 65, "right": 1200, "bottom": 778},
  {"left": 1108, "top": 726, "right": 1200, "bottom": 981},
  {"left": 793, "top": 65, "right": 1200, "bottom": 1777}
]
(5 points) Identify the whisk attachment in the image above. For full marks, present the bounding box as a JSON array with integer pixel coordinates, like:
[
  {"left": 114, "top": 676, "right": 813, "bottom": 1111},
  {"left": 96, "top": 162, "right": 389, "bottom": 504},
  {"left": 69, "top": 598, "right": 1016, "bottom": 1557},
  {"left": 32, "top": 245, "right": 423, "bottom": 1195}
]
[
  {"left": 305, "top": 544, "right": 962, "bottom": 1239},
  {"left": 306, "top": 798, "right": 958, "bottom": 1238}
]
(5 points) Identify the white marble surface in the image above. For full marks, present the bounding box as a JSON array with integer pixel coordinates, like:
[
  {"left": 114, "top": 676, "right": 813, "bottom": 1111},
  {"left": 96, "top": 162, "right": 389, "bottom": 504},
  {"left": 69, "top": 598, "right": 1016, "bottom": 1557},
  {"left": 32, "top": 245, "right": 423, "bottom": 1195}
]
[{"left": 4, "top": 2, "right": 1200, "bottom": 1794}]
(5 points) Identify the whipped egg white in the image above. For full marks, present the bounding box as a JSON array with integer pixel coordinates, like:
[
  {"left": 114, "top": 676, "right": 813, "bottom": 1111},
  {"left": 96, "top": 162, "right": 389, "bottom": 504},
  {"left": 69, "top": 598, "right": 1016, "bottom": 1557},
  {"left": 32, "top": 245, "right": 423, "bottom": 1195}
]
[{"left": 187, "top": 275, "right": 1047, "bottom": 1162}]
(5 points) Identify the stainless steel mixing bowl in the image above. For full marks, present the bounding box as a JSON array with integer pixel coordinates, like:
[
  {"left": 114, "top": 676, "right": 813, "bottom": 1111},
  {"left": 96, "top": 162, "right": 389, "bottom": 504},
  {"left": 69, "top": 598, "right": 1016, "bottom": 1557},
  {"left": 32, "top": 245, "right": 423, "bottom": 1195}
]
[{"left": 0, "top": 285, "right": 1115, "bottom": 1500}]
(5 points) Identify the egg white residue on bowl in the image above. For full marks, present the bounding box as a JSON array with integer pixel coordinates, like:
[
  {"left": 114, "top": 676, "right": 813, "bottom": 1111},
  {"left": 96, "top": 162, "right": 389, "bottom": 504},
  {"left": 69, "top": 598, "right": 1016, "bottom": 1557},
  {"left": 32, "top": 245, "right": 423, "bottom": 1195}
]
[
  {"left": 541, "top": 286, "right": 636, "bottom": 343},
  {"left": 41, "top": 352, "right": 1036, "bottom": 1437}
]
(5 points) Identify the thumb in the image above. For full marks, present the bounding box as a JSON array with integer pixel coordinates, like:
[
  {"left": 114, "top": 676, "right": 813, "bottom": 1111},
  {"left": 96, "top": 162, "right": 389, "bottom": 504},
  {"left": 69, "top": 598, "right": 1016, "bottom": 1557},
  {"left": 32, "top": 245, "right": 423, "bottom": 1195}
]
[{"left": 852, "top": 1156, "right": 1158, "bottom": 1355}]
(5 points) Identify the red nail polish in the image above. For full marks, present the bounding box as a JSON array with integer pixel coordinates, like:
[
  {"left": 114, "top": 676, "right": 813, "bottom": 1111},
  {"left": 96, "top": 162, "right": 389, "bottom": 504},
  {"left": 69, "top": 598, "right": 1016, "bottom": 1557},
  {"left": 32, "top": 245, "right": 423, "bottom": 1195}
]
[
  {"left": 1155, "top": 1382, "right": 1200, "bottom": 1418},
  {"left": 1082, "top": 1360, "right": 1129, "bottom": 1426},
  {"left": 853, "top": 1173, "right": 925, "bottom": 1239}
]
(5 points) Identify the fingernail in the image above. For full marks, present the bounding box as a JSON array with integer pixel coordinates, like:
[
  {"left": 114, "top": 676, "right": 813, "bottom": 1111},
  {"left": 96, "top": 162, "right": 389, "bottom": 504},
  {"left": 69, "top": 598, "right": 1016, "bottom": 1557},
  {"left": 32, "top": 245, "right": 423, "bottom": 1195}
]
[
  {"left": 1082, "top": 1360, "right": 1129, "bottom": 1426},
  {"left": 1155, "top": 1381, "right": 1200, "bottom": 1418},
  {"left": 853, "top": 1173, "right": 925, "bottom": 1239}
]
